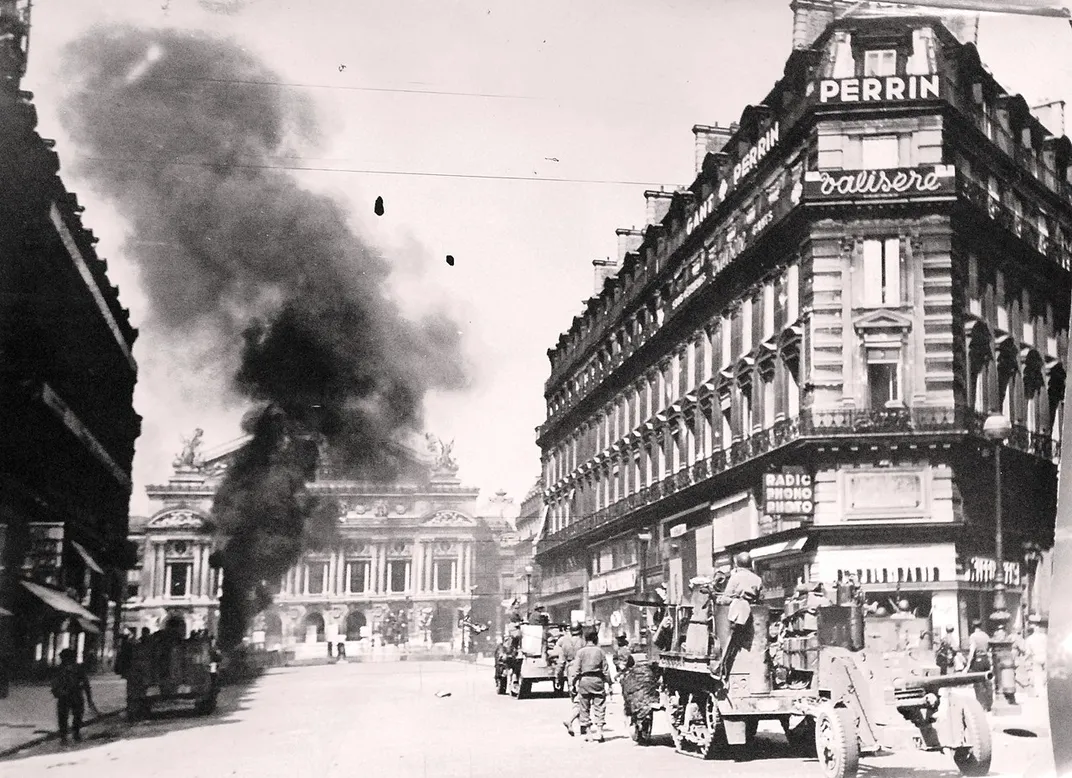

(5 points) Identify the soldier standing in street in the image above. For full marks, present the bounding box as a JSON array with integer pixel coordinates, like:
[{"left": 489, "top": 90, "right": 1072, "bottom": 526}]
[
  {"left": 556, "top": 624, "right": 586, "bottom": 737},
  {"left": 935, "top": 626, "right": 958, "bottom": 676},
  {"left": 715, "top": 552, "right": 763, "bottom": 678},
  {"left": 570, "top": 627, "right": 611, "bottom": 742},
  {"left": 51, "top": 649, "right": 99, "bottom": 745},
  {"left": 966, "top": 620, "right": 993, "bottom": 711}
]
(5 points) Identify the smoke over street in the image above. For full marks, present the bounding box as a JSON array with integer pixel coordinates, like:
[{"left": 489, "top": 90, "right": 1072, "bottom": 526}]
[{"left": 57, "top": 27, "right": 469, "bottom": 645}]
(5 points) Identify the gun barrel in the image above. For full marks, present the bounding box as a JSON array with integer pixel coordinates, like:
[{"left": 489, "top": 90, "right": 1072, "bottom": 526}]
[{"left": 894, "top": 671, "right": 993, "bottom": 691}]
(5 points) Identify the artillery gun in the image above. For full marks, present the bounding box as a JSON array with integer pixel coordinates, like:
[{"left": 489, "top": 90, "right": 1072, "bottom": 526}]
[{"left": 655, "top": 578, "right": 993, "bottom": 778}]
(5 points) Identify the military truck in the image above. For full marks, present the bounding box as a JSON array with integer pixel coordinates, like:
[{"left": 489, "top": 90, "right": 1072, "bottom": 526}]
[
  {"left": 497, "top": 622, "right": 569, "bottom": 699},
  {"left": 126, "top": 631, "right": 219, "bottom": 721},
  {"left": 655, "top": 579, "right": 993, "bottom": 778}
]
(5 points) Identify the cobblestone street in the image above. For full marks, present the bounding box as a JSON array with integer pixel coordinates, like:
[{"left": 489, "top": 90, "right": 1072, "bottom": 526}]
[{"left": 2, "top": 661, "right": 1055, "bottom": 778}]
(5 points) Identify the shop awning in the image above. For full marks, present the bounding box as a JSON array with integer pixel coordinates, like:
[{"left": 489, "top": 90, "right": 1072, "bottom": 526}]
[
  {"left": 71, "top": 540, "right": 104, "bottom": 574},
  {"left": 20, "top": 581, "right": 99, "bottom": 622},
  {"left": 77, "top": 618, "right": 101, "bottom": 634},
  {"left": 750, "top": 536, "right": 808, "bottom": 560}
]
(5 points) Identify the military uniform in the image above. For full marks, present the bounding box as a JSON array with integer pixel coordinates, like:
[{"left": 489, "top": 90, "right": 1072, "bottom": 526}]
[{"left": 570, "top": 644, "right": 610, "bottom": 741}]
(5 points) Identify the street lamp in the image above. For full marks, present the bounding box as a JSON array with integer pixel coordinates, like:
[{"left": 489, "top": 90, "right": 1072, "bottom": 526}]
[
  {"left": 636, "top": 531, "right": 652, "bottom": 597},
  {"left": 982, "top": 413, "right": 1012, "bottom": 630}
]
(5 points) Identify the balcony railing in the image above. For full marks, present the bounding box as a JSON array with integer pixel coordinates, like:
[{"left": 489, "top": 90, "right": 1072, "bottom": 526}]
[
  {"left": 959, "top": 175, "right": 1072, "bottom": 271},
  {"left": 537, "top": 406, "right": 1055, "bottom": 553}
]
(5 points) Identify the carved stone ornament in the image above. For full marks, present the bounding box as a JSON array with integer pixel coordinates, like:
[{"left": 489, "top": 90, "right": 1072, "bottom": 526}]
[
  {"left": 354, "top": 504, "right": 367, "bottom": 515},
  {"left": 423, "top": 510, "right": 476, "bottom": 527},
  {"left": 173, "top": 428, "right": 205, "bottom": 471},
  {"left": 374, "top": 501, "right": 389, "bottom": 518},
  {"left": 148, "top": 509, "right": 206, "bottom": 530},
  {"left": 395, "top": 504, "right": 407, "bottom": 515}
]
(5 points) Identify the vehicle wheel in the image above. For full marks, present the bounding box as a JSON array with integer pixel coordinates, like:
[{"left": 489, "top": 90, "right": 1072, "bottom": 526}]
[
  {"left": 634, "top": 713, "right": 654, "bottom": 746},
  {"left": 496, "top": 673, "right": 507, "bottom": 695},
  {"left": 814, "top": 705, "right": 859, "bottom": 778},
  {"left": 508, "top": 671, "right": 520, "bottom": 697},
  {"left": 952, "top": 697, "right": 992, "bottom": 776},
  {"left": 666, "top": 687, "right": 719, "bottom": 758},
  {"left": 518, "top": 679, "right": 532, "bottom": 700}
]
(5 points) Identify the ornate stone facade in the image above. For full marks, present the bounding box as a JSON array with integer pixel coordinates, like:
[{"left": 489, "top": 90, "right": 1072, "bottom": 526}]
[{"left": 124, "top": 433, "right": 516, "bottom": 657}]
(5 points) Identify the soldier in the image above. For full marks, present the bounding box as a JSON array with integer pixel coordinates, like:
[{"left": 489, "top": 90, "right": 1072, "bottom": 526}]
[
  {"left": 569, "top": 627, "right": 611, "bottom": 743},
  {"left": 966, "top": 620, "right": 993, "bottom": 711},
  {"left": 715, "top": 552, "right": 763, "bottom": 677},
  {"left": 935, "top": 626, "right": 958, "bottom": 676},
  {"left": 556, "top": 624, "right": 586, "bottom": 737}
]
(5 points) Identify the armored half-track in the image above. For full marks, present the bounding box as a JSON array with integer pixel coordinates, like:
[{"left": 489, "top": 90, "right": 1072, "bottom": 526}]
[{"left": 655, "top": 583, "right": 993, "bottom": 778}]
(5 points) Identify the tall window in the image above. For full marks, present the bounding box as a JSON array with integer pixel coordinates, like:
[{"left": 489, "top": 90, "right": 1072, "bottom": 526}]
[
  {"left": 861, "top": 135, "right": 899, "bottom": 169},
  {"left": 433, "top": 559, "right": 456, "bottom": 592},
  {"left": 346, "top": 560, "right": 370, "bottom": 593},
  {"left": 763, "top": 283, "right": 775, "bottom": 340},
  {"left": 167, "top": 562, "right": 192, "bottom": 598},
  {"left": 863, "top": 48, "right": 897, "bottom": 77},
  {"left": 388, "top": 560, "right": 410, "bottom": 593},
  {"left": 862, "top": 238, "right": 902, "bottom": 306},
  {"left": 867, "top": 351, "right": 902, "bottom": 408},
  {"left": 306, "top": 561, "right": 328, "bottom": 595}
]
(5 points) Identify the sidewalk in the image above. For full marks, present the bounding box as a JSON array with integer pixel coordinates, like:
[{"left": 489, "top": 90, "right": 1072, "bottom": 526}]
[{"left": 0, "top": 674, "right": 127, "bottom": 758}]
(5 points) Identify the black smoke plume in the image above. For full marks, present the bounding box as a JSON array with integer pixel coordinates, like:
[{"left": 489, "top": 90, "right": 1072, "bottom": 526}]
[{"left": 59, "top": 28, "right": 468, "bottom": 647}]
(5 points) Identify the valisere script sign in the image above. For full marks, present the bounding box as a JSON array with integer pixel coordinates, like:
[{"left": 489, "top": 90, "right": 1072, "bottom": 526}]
[{"left": 803, "top": 165, "right": 956, "bottom": 202}]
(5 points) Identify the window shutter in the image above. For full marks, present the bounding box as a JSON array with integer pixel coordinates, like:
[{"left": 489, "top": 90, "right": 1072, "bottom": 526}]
[
  {"left": 884, "top": 237, "right": 902, "bottom": 305},
  {"left": 862, "top": 239, "right": 882, "bottom": 306}
]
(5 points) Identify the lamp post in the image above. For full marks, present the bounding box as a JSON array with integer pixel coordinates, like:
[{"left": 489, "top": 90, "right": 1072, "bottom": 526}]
[
  {"left": 983, "top": 412, "right": 1017, "bottom": 705},
  {"left": 982, "top": 413, "right": 1012, "bottom": 629},
  {"left": 637, "top": 530, "right": 653, "bottom": 654},
  {"left": 467, "top": 585, "right": 478, "bottom": 654}
]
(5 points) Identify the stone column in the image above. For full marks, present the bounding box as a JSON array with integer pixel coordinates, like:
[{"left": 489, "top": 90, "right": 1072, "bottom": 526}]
[
  {"left": 379, "top": 545, "right": 388, "bottom": 594},
  {"left": 200, "top": 546, "right": 211, "bottom": 599},
  {"left": 336, "top": 549, "right": 346, "bottom": 595},
  {"left": 327, "top": 551, "right": 337, "bottom": 597},
  {"left": 155, "top": 544, "right": 165, "bottom": 597},
  {"left": 143, "top": 541, "right": 154, "bottom": 598},
  {"left": 411, "top": 542, "right": 422, "bottom": 595},
  {"left": 191, "top": 543, "right": 202, "bottom": 598}
]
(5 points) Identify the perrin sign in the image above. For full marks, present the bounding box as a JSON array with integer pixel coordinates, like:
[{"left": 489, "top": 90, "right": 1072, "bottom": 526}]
[
  {"left": 763, "top": 468, "right": 814, "bottom": 517},
  {"left": 817, "top": 74, "right": 940, "bottom": 104}
]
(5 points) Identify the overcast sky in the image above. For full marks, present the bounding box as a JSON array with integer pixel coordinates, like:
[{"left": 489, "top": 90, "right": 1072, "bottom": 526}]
[{"left": 21, "top": 0, "right": 1072, "bottom": 516}]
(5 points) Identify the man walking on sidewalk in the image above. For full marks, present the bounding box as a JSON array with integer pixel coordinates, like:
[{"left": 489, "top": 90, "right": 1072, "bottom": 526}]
[
  {"left": 570, "top": 628, "right": 610, "bottom": 743},
  {"left": 51, "top": 649, "right": 99, "bottom": 745}
]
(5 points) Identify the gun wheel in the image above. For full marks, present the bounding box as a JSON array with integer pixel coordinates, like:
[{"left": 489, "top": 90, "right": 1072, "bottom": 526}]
[
  {"left": 952, "top": 697, "right": 992, "bottom": 776},
  {"left": 814, "top": 704, "right": 859, "bottom": 778}
]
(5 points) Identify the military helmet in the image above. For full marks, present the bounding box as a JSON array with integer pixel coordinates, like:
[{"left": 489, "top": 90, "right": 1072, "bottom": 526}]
[{"left": 734, "top": 552, "right": 752, "bottom": 568}]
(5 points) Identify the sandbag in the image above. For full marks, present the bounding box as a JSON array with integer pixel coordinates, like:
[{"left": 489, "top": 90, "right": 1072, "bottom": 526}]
[{"left": 620, "top": 663, "right": 661, "bottom": 719}]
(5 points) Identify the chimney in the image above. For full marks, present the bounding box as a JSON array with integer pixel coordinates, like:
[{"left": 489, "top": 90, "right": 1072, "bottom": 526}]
[
  {"left": 643, "top": 189, "right": 674, "bottom": 226},
  {"left": 1033, "top": 100, "right": 1066, "bottom": 137},
  {"left": 615, "top": 228, "right": 644, "bottom": 263},
  {"left": 691, "top": 124, "right": 735, "bottom": 176},
  {"left": 592, "top": 257, "right": 619, "bottom": 294},
  {"left": 940, "top": 14, "right": 979, "bottom": 45},
  {"left": 790, "top": 0, "right": 835, "bottom": 51}
]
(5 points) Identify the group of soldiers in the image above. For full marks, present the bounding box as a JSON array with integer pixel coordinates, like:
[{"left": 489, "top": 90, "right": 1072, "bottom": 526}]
[{"left": 538, "top": 552, "right": 763, "bottom": 743}]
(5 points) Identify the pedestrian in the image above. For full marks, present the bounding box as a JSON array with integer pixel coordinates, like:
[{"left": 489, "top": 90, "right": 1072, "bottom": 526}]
[
  {"left": 337, "top": 641, "right": 346, "bottom": 660},
  {"left": 115, "top": 630, "right": 134, "bottom": 679},
  {"left": 51, "top": 649, "right": 98, "bottom": 745},
  {"left": 966, "top": 620, "right": 993, "bottom": 711},
  {"left": 556, "top": 624, "right": 585, "bottom": 737},
  {"left": 569, "top": 627, "right": 610, "bottom": 742},
  {"left": 935, "top": 626, "right": 958, "bottom": 676},
  {"left": 613, "top": 633, "right": 635, "bottom": 719},
  {"left": 1025, "top": 626, "right": 1047, "bottom": 696}
]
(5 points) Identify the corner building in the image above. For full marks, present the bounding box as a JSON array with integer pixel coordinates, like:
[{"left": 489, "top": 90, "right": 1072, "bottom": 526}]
[{"left": 534, "top": 6, "right": 1070, "bottom": 650}]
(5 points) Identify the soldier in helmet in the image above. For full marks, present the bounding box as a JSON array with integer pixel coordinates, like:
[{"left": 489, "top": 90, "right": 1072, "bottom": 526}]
[{"left": 715, "top": 552, "right": 764, "bottom": 677}]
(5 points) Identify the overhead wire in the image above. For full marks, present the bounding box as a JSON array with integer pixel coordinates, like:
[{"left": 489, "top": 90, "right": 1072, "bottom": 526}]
[{"left": 76, "top": 155, "right": 687, "bottom": 188}]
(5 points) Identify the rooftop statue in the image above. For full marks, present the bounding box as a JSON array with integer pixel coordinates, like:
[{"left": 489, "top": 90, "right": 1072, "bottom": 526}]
[
  {"left": 424, "top": 433, "right": 459, "bottom": 475},
  {"left": 173, "top": 428, "right": 205, "bottom": 470}
]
